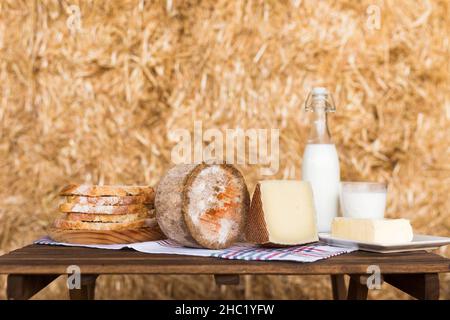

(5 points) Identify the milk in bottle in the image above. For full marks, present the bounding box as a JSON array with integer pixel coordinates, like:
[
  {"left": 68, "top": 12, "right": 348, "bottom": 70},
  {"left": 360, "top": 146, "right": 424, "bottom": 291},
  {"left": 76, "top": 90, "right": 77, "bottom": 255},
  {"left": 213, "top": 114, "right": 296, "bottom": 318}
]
[{"left": 301, "top": 88, "right": 340, "bottom": 232}]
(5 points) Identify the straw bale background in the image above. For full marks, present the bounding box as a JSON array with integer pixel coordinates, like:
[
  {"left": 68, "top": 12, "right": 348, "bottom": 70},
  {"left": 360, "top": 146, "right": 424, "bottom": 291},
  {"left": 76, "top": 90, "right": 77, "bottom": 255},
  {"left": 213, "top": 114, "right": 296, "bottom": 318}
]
[{"left": 0, "top": 0, "right": 449, "bottom": 299}]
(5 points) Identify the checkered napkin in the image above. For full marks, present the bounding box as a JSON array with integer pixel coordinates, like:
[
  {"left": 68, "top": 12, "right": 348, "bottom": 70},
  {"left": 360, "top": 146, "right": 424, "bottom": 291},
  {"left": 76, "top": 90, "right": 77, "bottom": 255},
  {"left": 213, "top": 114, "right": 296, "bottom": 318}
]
[{"left": 35, "top": 237, "right": 356, "bottom": 263}]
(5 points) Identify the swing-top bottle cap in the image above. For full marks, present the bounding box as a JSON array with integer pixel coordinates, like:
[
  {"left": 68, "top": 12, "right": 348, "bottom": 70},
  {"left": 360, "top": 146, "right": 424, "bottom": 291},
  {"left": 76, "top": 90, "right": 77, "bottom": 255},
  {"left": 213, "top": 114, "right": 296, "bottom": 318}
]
[{"left": 305, "top": 87, "right": 336, "bottom": 112}]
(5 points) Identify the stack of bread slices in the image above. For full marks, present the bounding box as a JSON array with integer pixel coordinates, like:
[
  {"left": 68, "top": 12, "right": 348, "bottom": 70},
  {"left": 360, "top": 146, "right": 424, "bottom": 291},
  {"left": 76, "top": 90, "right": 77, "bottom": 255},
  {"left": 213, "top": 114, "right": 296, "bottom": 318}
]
[{"left": 50, "top": 184, "right": 164, "bottom": 244}]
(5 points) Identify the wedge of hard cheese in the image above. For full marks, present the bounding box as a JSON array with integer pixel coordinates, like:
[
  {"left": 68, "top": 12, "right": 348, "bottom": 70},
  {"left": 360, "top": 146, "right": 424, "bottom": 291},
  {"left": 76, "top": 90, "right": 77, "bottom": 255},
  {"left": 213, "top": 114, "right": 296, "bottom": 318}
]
[
  {"left": 245, "top": 180, "right": 318, "bottom": 246},
  {"left": 331, "top": 217, "right": 413, "bottom": 245}
]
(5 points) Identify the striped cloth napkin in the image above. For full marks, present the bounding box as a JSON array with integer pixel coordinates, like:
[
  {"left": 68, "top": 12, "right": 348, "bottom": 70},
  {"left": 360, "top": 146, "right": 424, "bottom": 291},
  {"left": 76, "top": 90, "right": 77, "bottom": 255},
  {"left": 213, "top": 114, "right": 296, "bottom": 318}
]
[{"left": 35, "top": 237, "right": 356, "bottom": 263}]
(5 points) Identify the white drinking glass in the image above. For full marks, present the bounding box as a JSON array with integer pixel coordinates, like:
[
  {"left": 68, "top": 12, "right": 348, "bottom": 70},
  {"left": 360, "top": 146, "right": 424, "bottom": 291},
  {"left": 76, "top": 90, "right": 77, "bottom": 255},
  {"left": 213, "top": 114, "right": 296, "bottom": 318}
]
[{"left": 340, "top": 182, "right": 387, "bottom": 219}]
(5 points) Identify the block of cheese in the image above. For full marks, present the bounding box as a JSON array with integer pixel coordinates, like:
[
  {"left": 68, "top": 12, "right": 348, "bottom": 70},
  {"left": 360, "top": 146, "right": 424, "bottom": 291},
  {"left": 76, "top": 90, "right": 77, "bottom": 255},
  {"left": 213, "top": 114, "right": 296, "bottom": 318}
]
[
  {"left": 331, "top": 217, "right": 413, "bottom": 245},
  {"left": 155, "top": 164, "right": 250, "bottom": 249},
  {"left": 245, "top": 180, "right": 318, "bottom": 246}
]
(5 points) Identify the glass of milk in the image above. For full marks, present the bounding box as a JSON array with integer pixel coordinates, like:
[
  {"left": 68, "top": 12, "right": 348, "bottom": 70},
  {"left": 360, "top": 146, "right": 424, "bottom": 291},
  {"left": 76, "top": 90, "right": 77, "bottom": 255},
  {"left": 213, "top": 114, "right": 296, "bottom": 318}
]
[{"left": 340, "top": 182, "right": 387, "bottom": 219}]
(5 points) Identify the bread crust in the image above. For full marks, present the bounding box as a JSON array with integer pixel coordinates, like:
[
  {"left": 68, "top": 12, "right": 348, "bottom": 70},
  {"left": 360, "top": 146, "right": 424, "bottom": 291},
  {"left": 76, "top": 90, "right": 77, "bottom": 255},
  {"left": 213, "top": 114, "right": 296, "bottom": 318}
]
[
  {"left": 155, "top": 164, "right": 200, "bottom": 247},
  {"left": 59, "top": 203, "right": 151, "bottom": 214},
  {"left": 60, "top": 184, "right": 154, "bottom": 197},
  {"left": 53, "top": 217, "right": 151, "bottom": 231}
]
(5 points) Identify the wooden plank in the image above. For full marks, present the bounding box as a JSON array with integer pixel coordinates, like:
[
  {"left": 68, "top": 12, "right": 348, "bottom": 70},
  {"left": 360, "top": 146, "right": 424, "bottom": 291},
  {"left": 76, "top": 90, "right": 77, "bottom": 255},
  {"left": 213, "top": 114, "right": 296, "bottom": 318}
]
[
  {"left": 1, "top": 250, "right": 448, "bottom": 267},
  {"left": 7, "top": 274, "right": 60, "bottom": 300},
  {"left": 7, "top": 252, "right": 445, "bottom": 262},
  {"left": 347, "top": 275, "right": 368, "bottom": 300},
  {"left": 68, "top": 274, "right": 98, "bottom": 300},
  {"left": 5, "top": 245, "right": 448, "bottom": 263},
  {"left": 330, "top": 275, "right": 347, "bottom": 300},
  {"left": 3, "top": 251, "right": 449, "bottom": 268},
  {"left": 383, "top": 273, "right": 440, "bottom": 300},
  {"left": 214, "top": 274, "right": 240, "bottom": 285},
  {"left": 0, "top": 245, "right": 449, "bottom": 275},
  {"left": 0, "top": 259, "right": 447, "bottom": 275},
  {"left": 2, "top": 244, "right": 444, "bottom": 261},
  {"left": 0, "top": 261, "right": 448, "bottom": 276}
]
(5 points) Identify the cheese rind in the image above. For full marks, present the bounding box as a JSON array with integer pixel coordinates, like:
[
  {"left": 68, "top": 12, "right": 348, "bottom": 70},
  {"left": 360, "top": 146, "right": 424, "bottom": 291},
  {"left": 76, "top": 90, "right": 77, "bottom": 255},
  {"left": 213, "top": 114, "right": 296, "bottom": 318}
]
[
  {"left": 331, "top": 217, "right": 413, "bottom": 245},
  {"left": 246, "top": 180, "right": 319, "bottom": 246}
]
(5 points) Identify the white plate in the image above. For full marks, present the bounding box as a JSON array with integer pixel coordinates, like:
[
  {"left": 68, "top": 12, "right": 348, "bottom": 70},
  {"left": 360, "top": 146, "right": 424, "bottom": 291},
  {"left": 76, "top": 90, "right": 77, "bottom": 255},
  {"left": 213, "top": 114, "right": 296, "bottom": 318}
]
[{"left": 318, "top": 233, "right": 450, "bottom": 254}]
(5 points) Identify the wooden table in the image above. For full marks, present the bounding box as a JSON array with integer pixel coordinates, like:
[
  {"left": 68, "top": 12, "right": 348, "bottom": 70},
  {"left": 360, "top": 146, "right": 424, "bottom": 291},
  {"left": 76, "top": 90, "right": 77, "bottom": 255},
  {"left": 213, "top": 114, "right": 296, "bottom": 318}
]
[{"left": 0, "top": 244, "right": 448, "bottom": 300}]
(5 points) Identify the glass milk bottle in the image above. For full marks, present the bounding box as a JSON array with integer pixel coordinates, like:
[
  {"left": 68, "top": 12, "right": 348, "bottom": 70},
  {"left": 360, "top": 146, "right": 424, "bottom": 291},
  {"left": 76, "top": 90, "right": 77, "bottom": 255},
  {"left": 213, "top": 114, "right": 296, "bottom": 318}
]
[{"left": 301, "top": 87, "right": 340, "bottom": 232}]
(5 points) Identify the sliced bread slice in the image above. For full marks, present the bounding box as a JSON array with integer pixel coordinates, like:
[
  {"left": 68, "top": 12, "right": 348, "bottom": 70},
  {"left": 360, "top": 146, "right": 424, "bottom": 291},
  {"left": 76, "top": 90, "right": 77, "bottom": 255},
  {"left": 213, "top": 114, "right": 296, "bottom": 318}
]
[
  {"left": 60, "top": 184, "right": 154, "bottom": 197},
  {"left": 59, "top": 203, "right": 151, "bottom": 214},
  {"left": 65, "top": 211, "right": 149, "bottom": 223},
  {"left": 66, "top": 194, "right": 154, "bottom": 206}
]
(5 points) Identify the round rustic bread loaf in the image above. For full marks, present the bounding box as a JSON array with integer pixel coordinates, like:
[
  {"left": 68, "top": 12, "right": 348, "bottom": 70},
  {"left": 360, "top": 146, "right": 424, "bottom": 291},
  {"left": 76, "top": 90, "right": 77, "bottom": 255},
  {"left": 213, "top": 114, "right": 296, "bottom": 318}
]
[{"left": 155, "top": 164, "right": 249, "bottom": 249}]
